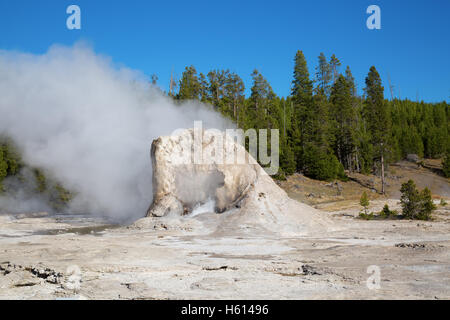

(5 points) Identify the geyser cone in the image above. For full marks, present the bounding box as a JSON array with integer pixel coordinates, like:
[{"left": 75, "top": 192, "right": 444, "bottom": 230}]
[{"left": 142, "top": 129, "right": 334, "bottom": 236}]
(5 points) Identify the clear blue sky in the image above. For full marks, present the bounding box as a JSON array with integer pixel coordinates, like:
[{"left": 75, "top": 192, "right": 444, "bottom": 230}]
[{"left": 0, "top": 0, "right": 449, "bottom": 102}]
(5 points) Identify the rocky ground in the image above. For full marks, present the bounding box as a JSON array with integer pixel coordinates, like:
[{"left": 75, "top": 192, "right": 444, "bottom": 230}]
[{"left": 0, "top": 199, "right": 449, "bottom": 300}]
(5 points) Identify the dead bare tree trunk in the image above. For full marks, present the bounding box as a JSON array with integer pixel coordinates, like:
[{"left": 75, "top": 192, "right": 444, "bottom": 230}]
[{"left": 355, "top": 147, "right": 360, "bottom": 172}]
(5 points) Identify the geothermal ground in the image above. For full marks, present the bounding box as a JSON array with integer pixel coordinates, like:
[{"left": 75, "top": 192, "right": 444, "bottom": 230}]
[
  {"left": 0, "top": 187, "right": 449, "bottom": 299},
  {"left": 0, "top": 143, "right": 449, "bottom": 300}
]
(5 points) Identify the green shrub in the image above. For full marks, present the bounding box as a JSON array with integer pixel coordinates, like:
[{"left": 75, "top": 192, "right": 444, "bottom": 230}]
[
  {"left": 379, "top": 204, "right": 398, "bottom": 218},
  {"left": 272, "top": 171, "right": 287, "bottom": 181},
  {"left": 400, "top": 180, "right": 436, "bottom": 220},
  {"left": 417, "top": 188, "right": 436, "bottom": 220},
  {"left": 359, "top": 191, "right": 369, "bottom": 215},
  {"left": 440, "top": 198, "right": 448, "bottom": 206},
  {"left": 359, "top": 211, "right": 375, "bottom": 220},
  {"left": 302, "top": 146, "right": 346, "bottom": 181}
]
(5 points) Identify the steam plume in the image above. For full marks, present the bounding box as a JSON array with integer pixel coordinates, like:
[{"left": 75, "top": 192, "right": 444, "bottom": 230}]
[{"left": 0, "top": 43, "right": 230, "bottom": 222}]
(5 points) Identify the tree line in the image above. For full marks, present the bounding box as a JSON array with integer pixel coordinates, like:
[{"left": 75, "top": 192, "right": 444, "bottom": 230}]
[{"left": 169, "top": 51, "right": 450, "bottom": 187}]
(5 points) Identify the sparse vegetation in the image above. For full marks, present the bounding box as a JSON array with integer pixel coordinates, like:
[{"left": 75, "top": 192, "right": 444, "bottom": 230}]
[
  {"left": 379, "top": 204, "right": 398, "bottom": 218},
  {"left": 440, "top": 198, "right": 448, "bottom": 206},
  {"left": 359, "top": 202, "right": 399, "bottom": 220},
  {"left": 359, "top": 211, "right": 375, "bottom": 220},
  {"left": 357, "top": 180, "right": 438, "bottom": 221},
  {"left": 0, "top": 137, "right": 74, "bottom": 212}
]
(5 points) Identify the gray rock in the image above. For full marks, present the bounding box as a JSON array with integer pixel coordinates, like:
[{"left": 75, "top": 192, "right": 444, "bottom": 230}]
[{"left": 406, "top": 154, "right": 420, "bottom": 163}]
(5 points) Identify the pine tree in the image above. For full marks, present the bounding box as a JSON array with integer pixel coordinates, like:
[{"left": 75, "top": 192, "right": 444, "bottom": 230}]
[
  {"left": 418, "top": 187, "right": 436, "bottom": 220},
  {"left": 330, "top": 74, "right": 356, "bottom": 170},
  {"left": 400, "top": 180, "right": 436, "bottom": 220},
  {"left": 278, "top": 97, "right": 296, "bottom": 175},
  {"left": 344, "top": 66, "right": 364, "bottom": 171},
  {"left": 280, "top": 139, "right": 296, "bottom": 176},
  {"left": 315, "top": 53, "right": 331, "bottom": 95},
  {"left": 310, "top": 90, "right": 332, "bottom": 150},
  {"left": 360, "top": 191, "right": 370, "bottom": 215},
  {"left": 344, "top": 66, "right": 356, "bottom": 97},
  {"left": 329, "top": 54, "right": 341, "bottom": 84},
  {"left": 400, "top": 180, "right": 421, "bottom": 219},
  {"left": 291, "top": 50, "right": 343, "bottom": 180},
  {"left": 292, "top": 51, "right": 313, "bottom": 107},
  {"left": 291, "top": 50, "right": 313, "bottom": 171},
  {"left": 177, "top": 65, "right": 201, "bottom": 100},
  {"left": 364, "top": 66, "right": 391, "bottom": 193},
  {"left": 198, "top": 73, "right": 209, "bottom": 102},
  {"left": 207, "top": 69, "right": 230, "bottom": 110},
  {"left": 224, "top": 72, "right": 245, "bottom": 121},
  {"left": 249, "top": 69, "right": 275, "bottom": 123}
]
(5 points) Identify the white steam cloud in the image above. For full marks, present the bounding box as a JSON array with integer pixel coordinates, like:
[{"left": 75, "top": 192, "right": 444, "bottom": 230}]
[{"left": 0, "top": 43, "right": 231, "bottom": 222}]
